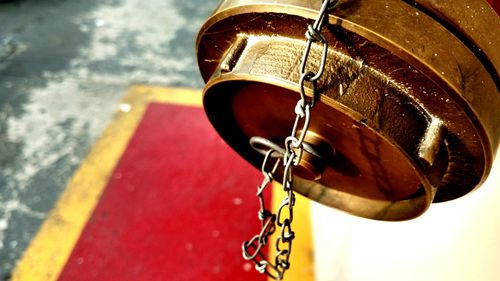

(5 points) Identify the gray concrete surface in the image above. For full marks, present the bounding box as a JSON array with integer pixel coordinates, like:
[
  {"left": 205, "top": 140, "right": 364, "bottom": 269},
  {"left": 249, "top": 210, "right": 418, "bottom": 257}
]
[{"left": 0, "top": 0, "right": 211, "bottom": 278}]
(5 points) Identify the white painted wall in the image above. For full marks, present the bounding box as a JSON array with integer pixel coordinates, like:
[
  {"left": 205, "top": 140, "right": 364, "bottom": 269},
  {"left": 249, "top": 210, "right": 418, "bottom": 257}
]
[{"left": 312, "top": 151, "right": 500, "bottom": 281}]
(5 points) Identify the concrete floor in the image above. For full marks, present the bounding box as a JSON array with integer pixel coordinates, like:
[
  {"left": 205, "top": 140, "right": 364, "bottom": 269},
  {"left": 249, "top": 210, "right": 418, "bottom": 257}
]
[{"left": 0, "top": 0, "right": 211, "bottom": 278}]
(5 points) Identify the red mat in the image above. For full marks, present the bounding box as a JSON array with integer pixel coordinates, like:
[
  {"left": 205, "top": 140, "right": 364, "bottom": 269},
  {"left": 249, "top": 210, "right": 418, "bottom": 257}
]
[{"left": 57, "top": 103, "right": 267, "bottom": 281}]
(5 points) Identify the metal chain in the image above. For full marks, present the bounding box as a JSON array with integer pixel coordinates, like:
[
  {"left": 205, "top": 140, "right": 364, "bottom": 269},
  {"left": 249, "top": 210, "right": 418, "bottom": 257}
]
[{"left": 242, "top": 1, "right": 337, "bottom": 279}]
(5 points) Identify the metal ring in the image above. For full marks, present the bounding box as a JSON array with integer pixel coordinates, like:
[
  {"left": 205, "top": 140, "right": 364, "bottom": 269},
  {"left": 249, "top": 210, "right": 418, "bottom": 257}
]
[
  {"left": 250, "top": 136, "right": 285, "bottom": 157},
  {"left": 302, "top": 142, "right": 321, "bottom": 158}
]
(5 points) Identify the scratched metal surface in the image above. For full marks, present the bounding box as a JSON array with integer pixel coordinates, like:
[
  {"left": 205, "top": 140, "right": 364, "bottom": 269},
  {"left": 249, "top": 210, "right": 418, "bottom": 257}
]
[{"left": 0, "top": 0, "right": 211, "bottom": 278}]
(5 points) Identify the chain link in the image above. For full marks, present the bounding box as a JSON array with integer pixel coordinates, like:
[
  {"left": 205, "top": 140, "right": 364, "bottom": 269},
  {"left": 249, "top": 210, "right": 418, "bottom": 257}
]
[{"left": 242, "top": 0, "right": 337, "bottom": 279}]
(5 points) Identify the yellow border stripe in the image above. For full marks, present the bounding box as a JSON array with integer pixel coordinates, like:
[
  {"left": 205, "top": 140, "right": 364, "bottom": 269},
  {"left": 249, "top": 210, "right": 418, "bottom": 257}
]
[
  {"left": 11, "top": 86, "right": 202, "bottom": 281},
  {"left": 269, "top": 184, "right": 314, "bottom": 281},
  {"left": 12, "top": 85, "right": 314, "bottom": 281}
]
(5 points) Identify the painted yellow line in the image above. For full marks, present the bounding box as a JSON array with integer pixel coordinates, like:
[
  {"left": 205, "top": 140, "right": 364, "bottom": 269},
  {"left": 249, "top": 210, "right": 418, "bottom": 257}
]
[
  {"left": 269, "top": 183, "right": 315, "bottom": 281},
  {"left": 11, "top": 86, "right": 202, "bottom": 281}
]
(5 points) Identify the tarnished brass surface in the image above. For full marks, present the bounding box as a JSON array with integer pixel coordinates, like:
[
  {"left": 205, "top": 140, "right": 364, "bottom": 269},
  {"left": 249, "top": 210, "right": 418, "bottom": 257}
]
[{"left": 197, "top": 0, "right": 500, "bottom": 220}]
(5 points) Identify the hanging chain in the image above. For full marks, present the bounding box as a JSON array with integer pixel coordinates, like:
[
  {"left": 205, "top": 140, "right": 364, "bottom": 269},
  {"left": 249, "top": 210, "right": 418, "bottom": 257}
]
[{"left": 242, "top": 1, "right": 337, "bottom": 280}]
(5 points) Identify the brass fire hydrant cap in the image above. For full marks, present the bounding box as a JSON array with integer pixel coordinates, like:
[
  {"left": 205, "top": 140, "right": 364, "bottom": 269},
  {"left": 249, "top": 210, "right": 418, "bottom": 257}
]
[{"left": 196, "top": 0, "right": 500, "bottom": 220}]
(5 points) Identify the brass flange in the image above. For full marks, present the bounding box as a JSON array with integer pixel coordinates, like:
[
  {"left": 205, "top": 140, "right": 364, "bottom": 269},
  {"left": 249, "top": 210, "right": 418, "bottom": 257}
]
[{"left": 196, "top": 0, "right": 500, "bottom": 220}]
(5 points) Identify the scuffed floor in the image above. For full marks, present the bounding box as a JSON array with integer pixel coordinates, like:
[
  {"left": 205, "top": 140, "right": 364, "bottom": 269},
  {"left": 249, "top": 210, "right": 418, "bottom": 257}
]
[{"left": 0, "top": 0, "right": 211, "bottom": 278}]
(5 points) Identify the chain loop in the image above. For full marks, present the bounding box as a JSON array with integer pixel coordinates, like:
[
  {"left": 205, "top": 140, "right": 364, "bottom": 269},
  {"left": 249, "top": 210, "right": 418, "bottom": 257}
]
[{"left": 242, "top": 1, "right": 336, "bottom": 279}]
